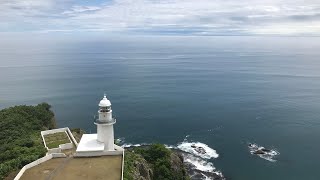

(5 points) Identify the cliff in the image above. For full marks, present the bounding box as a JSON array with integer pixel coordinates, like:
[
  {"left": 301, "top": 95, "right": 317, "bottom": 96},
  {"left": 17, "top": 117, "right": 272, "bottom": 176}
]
[
  {"left": 124, "top": 145, "right": 225, "bottom": 180},
  {"left": 124, "top": 144, "right": 189, "bottom": 180}
]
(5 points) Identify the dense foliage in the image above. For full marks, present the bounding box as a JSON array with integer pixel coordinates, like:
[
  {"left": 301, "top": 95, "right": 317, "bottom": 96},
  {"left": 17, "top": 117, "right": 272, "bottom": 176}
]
[
  {"left": 123, "top": 150, "right": 143, "bottom": 180},
  {"left": 124, "top": 144, "right": 189, "bottom": 180},
  {"left": 0, "top": 103, "right": 56, "bottom": 179}
]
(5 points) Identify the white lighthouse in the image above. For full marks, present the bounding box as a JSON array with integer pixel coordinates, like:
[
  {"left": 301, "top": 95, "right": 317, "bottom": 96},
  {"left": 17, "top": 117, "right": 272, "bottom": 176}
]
[
  {"left": 76, "top": 94, "right": 123, "bottom": 156},
  {"left": 95, "top": 95, "right": 116, "bottom": 151}
]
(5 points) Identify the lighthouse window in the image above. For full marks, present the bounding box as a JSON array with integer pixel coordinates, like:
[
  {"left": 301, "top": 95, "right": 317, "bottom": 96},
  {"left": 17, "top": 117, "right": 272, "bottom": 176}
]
[{"left": 100, "top": 107, "right": 110, "bottom": 112}]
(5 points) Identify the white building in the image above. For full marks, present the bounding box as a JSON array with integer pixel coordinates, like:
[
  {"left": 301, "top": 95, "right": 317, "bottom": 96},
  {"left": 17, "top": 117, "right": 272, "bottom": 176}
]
[
  {"left": 76, "top": 95, "right": 123, "bottom": 156},
  {"left": 15, "top": 95, "right": 124, "bottom": 180}
]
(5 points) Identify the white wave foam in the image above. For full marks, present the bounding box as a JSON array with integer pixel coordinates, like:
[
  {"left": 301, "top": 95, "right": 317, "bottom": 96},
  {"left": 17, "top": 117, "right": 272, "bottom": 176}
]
[
  {"left": 182, "top": 153, "right": 224, "bottom": 179},
  {"left": 115, "top": 137, "right": 125, "bottom": 144},
  {"left": 202, "top": 173, "right": 220, "bottom": 180},
  {"left": 177, "top": 142, "right": 219, "bottom": 159},
  {"left": 185, "top": 155, "right": 216, "bottom": 172},
  {"left": 121, "top": 143, "right": 148, "bottom": 148},
  {"left": 203, "top": 174, "right": 213, "bottom": 180},
  {"left": 164, "top": 144, "right": 175, "bottom": 149},
  {"left": 248, "top": 143, "right": 280, "bottom": 162},
  {"left": 122, "top": 140, "right": 223, "bottom": 179}
]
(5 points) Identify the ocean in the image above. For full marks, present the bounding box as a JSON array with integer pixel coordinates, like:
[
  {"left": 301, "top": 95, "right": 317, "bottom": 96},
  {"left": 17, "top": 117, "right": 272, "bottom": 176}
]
[{"left": 1, "top": 36, "right": 320, "bottom": 179}]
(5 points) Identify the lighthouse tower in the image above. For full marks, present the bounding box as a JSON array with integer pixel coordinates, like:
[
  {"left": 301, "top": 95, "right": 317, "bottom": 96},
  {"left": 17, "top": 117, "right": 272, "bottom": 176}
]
[
  {"left": 76, "top": 94, "right": 123, "bottom": 156},
  {"left": 94, "top": 95, "right": 116, "bottom": 151}
]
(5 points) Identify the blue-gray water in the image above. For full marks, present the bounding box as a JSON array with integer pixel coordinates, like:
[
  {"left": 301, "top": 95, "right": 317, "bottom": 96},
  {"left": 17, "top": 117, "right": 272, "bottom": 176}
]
[{"left": 1, "top": 36, "right": 320, "bottom": 179}]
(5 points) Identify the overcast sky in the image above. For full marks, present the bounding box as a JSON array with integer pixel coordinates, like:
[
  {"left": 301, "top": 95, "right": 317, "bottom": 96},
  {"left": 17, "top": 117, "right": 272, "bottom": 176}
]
[{"left": 0, "top": 0, "right": 319, "bottom": 36}]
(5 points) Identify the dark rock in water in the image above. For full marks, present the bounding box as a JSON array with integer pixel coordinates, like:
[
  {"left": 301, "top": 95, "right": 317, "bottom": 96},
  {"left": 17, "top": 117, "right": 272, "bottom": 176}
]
[
  {"left": 253, "top": 150, "right": 265, "bottom": 155},
  {"left": 248, "top": 143, "right": 278, "bottom": 162},
  {"left": 261, "top": 148, "right": 271, "bottom": 152},
  {"left": 252, "top": 148, "right": 272, "bottom": 155},
  {"left": 196, "top": 147, "right": 206, "bottom": 154},
  {"left": 191, "top": 144, "right": 207, "bottom": 154}
]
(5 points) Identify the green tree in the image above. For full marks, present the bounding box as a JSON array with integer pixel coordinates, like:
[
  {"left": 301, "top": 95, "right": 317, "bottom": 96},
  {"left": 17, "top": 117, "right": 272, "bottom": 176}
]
[{"left": 0, "top": 103, "right": 54, "bottom": 179}]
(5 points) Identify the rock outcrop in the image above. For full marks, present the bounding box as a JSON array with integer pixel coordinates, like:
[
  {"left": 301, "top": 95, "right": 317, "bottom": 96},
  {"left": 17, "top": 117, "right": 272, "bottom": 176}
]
[
  {"left": 124, "top": 144, "right": 189, "bottom": 180},
  {"left": 131, "top": 154, "right": 153, "bottom": 180}
]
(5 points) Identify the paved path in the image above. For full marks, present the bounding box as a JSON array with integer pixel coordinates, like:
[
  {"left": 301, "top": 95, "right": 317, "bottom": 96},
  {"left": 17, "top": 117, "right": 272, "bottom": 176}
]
[
  {"left": 20, "top": 155, "right": 122, "bottom": 180},
  {"left": 46, "top": 156, "right": 72, "bottom": 180}
]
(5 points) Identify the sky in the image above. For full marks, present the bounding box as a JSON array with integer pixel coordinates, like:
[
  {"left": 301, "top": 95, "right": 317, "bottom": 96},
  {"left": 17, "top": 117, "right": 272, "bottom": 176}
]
[{"left": 0, "top": 0, "right": 320, "bottom": 36}]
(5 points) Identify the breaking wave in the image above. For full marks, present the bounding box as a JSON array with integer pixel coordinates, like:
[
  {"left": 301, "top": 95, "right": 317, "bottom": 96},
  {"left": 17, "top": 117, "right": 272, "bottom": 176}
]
[
  {"left": 118, "top": 136, "right": 224, "bottom": 180},
  {"left": 248, "top": 143, "right": 280, "bottom": 162},
  {"left": 177, "top": 142, "right": 219, "bottom": 159},
  {"left": 185, "top": 156, "right": 215, "bottom": 172}
]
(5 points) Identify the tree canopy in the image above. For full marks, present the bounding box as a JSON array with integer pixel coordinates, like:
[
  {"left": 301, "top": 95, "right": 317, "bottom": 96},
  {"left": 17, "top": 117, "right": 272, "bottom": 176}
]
[{"left": 0, "top": 103, "right": 55, "bottom": 179}]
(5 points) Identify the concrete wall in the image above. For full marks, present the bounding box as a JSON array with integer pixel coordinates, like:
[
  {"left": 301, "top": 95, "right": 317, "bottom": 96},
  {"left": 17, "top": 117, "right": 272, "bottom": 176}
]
[
  {"left": 48, "top": 148, "right": 61, "bottom": 154},
  {"left": 41, "top": 127, "right": 68, "bottom": 136},
  {"left": 52, "top": 153, "right": 67, "bottom": 158},
  {"left": 14, "top": 155, "right": 53, "bottom": 180},
  {"left": 74, "top": 150, "right": 123, "bottom": 157},
  {"left": 59, "top": 143, "right": 73, "bottom": 150},
  {"left": 121, "top": 150, "right": 124, "bottom": 180},
  {"left": 66, "top": 128, "right": 78, "bottom": 147},
  {"left": 41, "top": 127, "right": 77, "bottom": 153},
  {"left": 14, "top": 153, "right": 67, "bottom": 180},
  {"left": 74, "top": 144, "right": 124, "bottom": 157},
  {"left": 114, "top": 144, "right": 124, "bottom": 151},
  {"left": 46, "top": 143, "right": 73, "bottom": 154}
]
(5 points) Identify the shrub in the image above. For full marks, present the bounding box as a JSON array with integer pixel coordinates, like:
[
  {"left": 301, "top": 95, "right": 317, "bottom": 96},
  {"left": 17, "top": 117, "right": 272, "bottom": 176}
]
[{"left": 0, "top": 103, "right": 54, "bottom": 179}]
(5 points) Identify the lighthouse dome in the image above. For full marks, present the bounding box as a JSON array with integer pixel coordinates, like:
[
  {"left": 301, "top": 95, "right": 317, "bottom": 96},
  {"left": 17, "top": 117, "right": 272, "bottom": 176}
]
[{"left": 99, "top": 95, "right": 111, "bottom": 107}]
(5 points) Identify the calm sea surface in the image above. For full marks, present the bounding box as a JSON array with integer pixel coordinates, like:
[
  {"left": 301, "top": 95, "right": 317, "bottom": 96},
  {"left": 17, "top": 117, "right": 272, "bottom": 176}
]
[{"left": 1, "top": 36, "right": 320, "bottom": 179}]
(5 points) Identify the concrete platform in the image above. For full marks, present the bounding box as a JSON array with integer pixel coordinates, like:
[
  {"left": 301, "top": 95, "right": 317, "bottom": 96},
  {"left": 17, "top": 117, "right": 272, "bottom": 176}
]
[
  {"left": 75, "top": 134, "right": 124, "bottom": 157},
  {"left": 76, "top": 134, "right": 104, "bottom": 152},
  {"left": 19, "top": 156, "right": 123, "bottom": 180}
]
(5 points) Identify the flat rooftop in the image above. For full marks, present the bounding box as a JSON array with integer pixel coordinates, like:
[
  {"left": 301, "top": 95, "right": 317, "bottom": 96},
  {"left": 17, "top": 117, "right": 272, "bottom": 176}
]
[
  {"left": 20, "top": 156, "right": 122, "bottom": 180},
  {"left": 76, "top": 134, "right": 104, "bottom": 152}
]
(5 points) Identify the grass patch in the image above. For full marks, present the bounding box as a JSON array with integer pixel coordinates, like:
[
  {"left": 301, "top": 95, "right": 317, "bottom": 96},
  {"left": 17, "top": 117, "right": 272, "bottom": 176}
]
[{"left": 44, "top": 132, "right": 70, "bottom": 149}]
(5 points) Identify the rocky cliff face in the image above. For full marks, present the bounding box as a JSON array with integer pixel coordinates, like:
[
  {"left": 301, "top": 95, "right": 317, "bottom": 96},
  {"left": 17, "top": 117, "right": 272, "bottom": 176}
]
[
  {"left": 124, "top": 144, "right": 189, "bottom": 180},
  {"left": 170, "top": 152, "right": 188, "bottom": 179},
  {"left": 129, "top": 153, "right": 153, "bottom": 180},
  {"left": 125, "top": 151, "right": 188, "bottom": 180},
  {"left": 124, "top": 145, "right": 226, "bottom": 180}
]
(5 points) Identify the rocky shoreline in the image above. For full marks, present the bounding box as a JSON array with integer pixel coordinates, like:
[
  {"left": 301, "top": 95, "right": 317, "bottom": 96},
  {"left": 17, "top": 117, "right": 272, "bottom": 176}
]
[
  {"left": 125, "top": 145, "right": 225, "bottom": 180},
  {"left": 173, "top": 149, "right": 225, "bottom": 180}
]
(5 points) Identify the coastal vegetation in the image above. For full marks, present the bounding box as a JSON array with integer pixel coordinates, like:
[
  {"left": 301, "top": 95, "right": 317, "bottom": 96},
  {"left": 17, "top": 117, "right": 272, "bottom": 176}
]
[
  {"left": 124, "top": 144, "right": 189, "bottom": 180},
  {"left": 0, "top": 104, "right": 190, "bottom": 180},
  {"left": 0, "top": 103, "right": 55, "bottom": 179}
]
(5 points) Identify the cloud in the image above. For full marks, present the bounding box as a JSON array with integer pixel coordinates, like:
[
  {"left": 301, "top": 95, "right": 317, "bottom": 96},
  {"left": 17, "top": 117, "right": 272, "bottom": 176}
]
[
  {"left": 0, "top": 0, "right": 320, "bottom": 35},
  {"left": 62, "top": 5, "right": 101, "bottom": 15}
]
